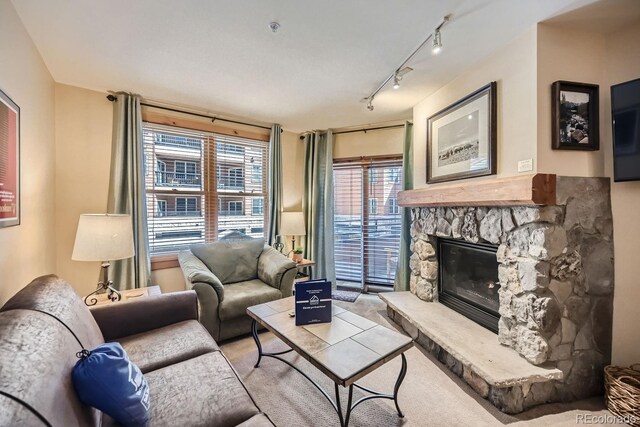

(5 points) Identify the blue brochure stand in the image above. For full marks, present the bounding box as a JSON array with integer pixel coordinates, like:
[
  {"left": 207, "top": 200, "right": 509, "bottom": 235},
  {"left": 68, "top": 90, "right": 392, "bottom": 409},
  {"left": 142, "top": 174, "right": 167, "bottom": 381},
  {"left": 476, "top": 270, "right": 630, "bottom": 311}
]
[{"left": 294, "top": 279, "right": 332, "bottom": 326}]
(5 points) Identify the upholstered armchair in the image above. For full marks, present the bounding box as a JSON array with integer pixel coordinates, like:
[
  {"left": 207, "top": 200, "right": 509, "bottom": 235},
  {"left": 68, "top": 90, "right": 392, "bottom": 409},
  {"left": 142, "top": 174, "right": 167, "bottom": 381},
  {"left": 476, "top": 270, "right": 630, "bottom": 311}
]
[{"left": 179, "top": 238, "right": 297, "bottom": 341}]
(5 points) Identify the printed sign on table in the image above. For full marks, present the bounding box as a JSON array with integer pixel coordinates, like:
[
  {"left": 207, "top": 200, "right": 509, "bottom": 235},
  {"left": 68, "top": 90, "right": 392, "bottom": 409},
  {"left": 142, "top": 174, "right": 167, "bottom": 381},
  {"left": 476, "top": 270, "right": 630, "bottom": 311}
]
[{"left": 295, "top": 279, "right": 332, "bottom": 326}]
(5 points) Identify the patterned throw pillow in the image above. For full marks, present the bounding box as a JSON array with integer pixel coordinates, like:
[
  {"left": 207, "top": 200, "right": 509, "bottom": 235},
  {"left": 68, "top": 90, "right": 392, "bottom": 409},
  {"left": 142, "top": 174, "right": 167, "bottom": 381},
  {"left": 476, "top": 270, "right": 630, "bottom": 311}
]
[{"left": 72, "top": 342, "right": 150, "bottom": 427}]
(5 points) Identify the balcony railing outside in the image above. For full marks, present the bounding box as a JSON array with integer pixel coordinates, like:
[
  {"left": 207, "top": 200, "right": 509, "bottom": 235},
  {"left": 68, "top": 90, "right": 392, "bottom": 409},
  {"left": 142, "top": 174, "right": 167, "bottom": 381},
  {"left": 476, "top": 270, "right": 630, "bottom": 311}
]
[
  {"left": 155, "top": 135, "right": 202, "bottom": 150},
  {"left": 156, "top": 209, "right": 202, "bottom": 218},
  {"left": 156, "top": 172, "right": 201, "bottom": 188}
]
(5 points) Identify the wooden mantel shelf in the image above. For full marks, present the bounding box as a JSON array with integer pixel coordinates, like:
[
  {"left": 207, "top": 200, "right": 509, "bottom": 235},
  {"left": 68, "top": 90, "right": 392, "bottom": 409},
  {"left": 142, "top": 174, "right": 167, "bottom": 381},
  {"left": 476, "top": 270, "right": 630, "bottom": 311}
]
[{"left": 398, "top": 174, "right": 556, "bottom": 207}]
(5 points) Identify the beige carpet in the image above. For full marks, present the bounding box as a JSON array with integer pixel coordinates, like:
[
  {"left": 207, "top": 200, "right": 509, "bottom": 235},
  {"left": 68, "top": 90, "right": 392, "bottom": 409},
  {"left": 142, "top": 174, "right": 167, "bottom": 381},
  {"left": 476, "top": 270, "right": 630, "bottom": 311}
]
[{"left": 220, "top": 294, "right": 611, "bottom": 427}]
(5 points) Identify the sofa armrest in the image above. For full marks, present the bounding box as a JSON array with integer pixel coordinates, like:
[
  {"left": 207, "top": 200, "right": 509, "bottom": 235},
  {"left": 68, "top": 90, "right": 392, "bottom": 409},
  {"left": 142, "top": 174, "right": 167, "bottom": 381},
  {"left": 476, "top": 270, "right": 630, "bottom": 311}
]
[
  {"left": 258, "top": 246, "right": 297, "bottom": 292},
  {"left": 91, "top": 291, "right": 198, "bottom": 341},
  {"left": 179, "top": 250, "right": 225, "bottom": 302}
]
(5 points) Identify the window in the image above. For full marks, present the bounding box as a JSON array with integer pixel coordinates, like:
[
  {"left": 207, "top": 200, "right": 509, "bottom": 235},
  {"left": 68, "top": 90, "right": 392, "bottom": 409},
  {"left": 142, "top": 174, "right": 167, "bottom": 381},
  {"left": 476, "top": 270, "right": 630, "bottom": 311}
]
[
  {"left": 252, "top": 198, "right": 264, "bottom": 215},
  {"left": 389, "top": 197, "right": 399, "bottom": 214},
  {"left": 252, "top": 165, "right": 262, "bottom": 183},
  {"left": 157, "top": 200, "right": 167, "bottom": 217},
  {"left": 333, "top": 159, "right": 403, "bottom": 288},
  {"left": 369, "top": 199, "right": 378, "bottom": 214},
  {"left": 143, "top": 123, "right": 269, "bottom": 255},
  {"left": 386, "top": 169, "right": 400, "bottom": 183}
]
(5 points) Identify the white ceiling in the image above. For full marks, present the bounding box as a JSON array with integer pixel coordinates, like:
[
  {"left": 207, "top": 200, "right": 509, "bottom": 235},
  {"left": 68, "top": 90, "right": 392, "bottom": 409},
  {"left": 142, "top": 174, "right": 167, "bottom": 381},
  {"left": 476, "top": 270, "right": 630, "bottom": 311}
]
[{"left": 12, "top": 0, "right": 602, "bottom": 131}]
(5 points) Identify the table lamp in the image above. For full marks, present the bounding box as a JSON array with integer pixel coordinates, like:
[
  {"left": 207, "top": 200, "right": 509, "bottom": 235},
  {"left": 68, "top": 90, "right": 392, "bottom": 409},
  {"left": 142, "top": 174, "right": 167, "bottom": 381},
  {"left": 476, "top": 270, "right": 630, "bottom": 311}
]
[
  {"left": 72, "top": 214, "right": 135, "bottom": 306},
  {"left": 280, "top": 211, "right": 306, "bottom": 253}
]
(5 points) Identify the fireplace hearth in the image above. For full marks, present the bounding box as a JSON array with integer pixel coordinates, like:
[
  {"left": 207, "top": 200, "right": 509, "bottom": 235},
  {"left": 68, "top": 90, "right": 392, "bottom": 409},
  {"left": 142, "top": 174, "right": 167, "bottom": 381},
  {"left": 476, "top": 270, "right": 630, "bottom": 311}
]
[{"left": 438, "top": 238, "right": 500, "bottom": 333}]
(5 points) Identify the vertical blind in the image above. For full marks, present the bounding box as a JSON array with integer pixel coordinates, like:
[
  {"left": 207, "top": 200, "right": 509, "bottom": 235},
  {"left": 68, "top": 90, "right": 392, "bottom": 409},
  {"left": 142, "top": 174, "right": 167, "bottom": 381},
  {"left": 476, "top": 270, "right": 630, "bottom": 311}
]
[
  {"left": 333, "top": 158, "right": 403, "bottom": 287},
  {"left": 142, "top": 122, "right": 269, "bottom": 255}
]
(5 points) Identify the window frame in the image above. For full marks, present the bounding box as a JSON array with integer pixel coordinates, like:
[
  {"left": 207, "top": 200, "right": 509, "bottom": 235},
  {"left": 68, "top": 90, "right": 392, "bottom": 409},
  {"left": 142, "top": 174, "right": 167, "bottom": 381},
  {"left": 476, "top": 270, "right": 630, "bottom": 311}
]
[{"left": 143, "top": 113, "right": 270, "bottom": 270}]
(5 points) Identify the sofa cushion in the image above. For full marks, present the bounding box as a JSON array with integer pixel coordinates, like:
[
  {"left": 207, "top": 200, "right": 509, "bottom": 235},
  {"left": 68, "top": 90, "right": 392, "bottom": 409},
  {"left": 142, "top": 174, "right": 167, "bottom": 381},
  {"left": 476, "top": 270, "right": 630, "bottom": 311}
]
[
  {"left": 142, "top": 352, "right": 261, "bottom": 427},
  {"left": 219, "top": 280, "right": 282, "bottom": 321},
  {"left": 0, "top": 275, "right": 105, "bottom": 349},
  {"left": 191, "top": 239, "right": 264, "bottom": 284},
  {"left": 118, "top": 320, "right": 219, "bottom": 374}
]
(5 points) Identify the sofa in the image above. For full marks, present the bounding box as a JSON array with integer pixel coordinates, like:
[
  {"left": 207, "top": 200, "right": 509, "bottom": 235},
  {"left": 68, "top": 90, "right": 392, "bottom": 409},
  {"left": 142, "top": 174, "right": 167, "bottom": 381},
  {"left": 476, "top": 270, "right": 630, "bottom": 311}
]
[
  {"left": 179, "top": 238, "right": 297, "bottom": 341},
  {"left": 0, "top": 275, "right": 274, "bottom": 427}
]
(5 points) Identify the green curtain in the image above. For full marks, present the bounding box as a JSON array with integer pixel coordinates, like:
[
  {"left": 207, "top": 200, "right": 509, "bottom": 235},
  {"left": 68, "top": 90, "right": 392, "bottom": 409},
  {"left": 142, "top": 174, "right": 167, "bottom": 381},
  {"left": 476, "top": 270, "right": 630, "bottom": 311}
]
[
  {"left": 107, "top": 93, "right": 150, "bottom": 290},
  {"left": 267, "top": 124, "right": 283, "bottom": 246},
  {"left": 394, "top": 121, "right": 414, "bottom": 291},
  {"left": 303, "top": 130, "right": 336, "bottom": 286}
]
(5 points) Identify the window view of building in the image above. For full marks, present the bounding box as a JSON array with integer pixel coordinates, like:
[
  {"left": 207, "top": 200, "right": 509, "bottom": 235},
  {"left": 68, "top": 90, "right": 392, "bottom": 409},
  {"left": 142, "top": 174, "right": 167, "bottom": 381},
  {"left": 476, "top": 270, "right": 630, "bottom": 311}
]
[
  {"left": 333, "top": 159, "right": 403, "bottom": 288},
  {"left": 143, "top": 123, "right": 268, "bottom": 255}
]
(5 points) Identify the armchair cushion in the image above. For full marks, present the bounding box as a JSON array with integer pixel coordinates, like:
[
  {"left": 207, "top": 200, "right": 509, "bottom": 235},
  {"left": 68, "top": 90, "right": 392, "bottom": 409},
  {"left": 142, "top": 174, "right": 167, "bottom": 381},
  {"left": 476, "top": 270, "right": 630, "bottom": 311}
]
[
  {"left": 219, "top": 280, "right": 282, "bottom": 320},
  {"left": 258, "top": 247, "right": 297, "bottom": 290},
  {"left": 191, "top": 238, "right": 264, "bottom": 284}
]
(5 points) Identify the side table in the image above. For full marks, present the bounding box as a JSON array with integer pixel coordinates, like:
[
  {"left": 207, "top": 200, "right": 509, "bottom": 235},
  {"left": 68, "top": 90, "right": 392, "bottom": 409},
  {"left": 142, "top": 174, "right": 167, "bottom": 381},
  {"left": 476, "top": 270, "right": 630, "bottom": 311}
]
[{"left": 89, "top": 285, "right": 162, "bottom": 307}]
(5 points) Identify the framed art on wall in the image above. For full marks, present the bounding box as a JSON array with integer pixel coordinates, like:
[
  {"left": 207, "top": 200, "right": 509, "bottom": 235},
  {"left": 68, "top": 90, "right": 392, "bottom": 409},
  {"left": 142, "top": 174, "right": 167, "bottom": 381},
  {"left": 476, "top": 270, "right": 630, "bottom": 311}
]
[
  {"left": 551, "top": 80, "right": 599, "bottom": 151},
  {"left": 0, "top": 88, "right": 20, "bottom": 228},
  {"left": 427, "top": 82, "right": 497, "bottom": 184}
]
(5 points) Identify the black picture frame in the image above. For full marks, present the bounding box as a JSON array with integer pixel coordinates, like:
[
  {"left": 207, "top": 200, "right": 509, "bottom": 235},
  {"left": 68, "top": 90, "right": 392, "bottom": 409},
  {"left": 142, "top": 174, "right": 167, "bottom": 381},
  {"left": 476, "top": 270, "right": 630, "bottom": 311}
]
[
  {"left": 551, "top": 80, "right": 599, "bottom": 151},
  {"left": 0, "top": 88, "right": 20, "bottom": 229},
  {"left": 427, "top": 82, "right": 497, "bottom": 184}
]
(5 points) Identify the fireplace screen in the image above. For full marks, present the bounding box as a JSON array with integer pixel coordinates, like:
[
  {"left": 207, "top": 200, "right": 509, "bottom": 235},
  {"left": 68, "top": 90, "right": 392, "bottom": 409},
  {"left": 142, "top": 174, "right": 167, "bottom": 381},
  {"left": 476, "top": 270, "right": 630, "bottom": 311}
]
[{"left": 437, "top": 238, "right": 500, "bottom": 333}]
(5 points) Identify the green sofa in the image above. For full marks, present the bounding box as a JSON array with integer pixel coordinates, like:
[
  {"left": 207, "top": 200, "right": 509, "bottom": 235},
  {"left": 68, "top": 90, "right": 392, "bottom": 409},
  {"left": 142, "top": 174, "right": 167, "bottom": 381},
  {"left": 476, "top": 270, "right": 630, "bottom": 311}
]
[{"left": 179, "top": 238, "right": 297, "bottom": 341}]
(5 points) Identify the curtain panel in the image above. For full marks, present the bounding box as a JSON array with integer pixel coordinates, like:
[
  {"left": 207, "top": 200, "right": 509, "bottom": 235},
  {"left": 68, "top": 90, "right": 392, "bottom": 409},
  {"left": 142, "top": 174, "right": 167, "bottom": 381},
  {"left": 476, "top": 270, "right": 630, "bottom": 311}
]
[
  {"left": 107, "top": 93, "right": 150, "bottom": 290},
  {"left": 394, "top": 121, "right": 414, "bottom": 291},
  {"left": 302, "top": 130, "right": 336, "bottom": 286},
  {"left": 267, "top": 124, "right": 283, "bottom": 246}
]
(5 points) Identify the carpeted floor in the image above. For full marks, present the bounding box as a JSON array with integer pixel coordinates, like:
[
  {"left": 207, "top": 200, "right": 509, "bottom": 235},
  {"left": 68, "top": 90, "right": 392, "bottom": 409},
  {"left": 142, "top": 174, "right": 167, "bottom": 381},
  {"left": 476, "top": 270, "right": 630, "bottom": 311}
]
[{"left": 220, "top": 294, "right": 611, "bottom": 427}]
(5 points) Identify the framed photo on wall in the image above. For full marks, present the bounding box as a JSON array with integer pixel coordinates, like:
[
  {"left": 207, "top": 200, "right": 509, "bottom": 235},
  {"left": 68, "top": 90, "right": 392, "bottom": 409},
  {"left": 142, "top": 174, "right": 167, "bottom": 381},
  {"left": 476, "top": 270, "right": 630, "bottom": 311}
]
[
  {"left": 427, "top": 82, "right": 497, "bottom": 184},
  {"left": 551, "top": 80, "right": 599, "bottom": 151},
  {"left": 0, "top": 88, "right": 20, "bottom": 228}
]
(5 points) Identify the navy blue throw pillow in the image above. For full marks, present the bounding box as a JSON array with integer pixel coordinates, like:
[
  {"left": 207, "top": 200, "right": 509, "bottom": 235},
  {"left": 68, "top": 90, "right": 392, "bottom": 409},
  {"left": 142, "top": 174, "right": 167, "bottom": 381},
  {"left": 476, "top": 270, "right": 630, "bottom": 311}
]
[{"left": 72, "top": 342, "right": 150, "bottom": 427}]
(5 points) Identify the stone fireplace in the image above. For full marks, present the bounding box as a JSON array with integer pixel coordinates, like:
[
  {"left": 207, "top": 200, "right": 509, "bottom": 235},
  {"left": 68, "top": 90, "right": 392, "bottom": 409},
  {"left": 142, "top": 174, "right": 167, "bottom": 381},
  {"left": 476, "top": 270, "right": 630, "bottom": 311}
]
[{"left": 383, "top": 175, "right": 614, "bottom": 413}]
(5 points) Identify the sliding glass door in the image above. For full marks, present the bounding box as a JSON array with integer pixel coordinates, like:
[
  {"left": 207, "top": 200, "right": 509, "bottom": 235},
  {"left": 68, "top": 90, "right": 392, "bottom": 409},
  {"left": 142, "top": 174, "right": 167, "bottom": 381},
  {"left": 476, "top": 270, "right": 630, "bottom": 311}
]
[{"left": 333, "top": 158, "right": 403, "bottom": 290}]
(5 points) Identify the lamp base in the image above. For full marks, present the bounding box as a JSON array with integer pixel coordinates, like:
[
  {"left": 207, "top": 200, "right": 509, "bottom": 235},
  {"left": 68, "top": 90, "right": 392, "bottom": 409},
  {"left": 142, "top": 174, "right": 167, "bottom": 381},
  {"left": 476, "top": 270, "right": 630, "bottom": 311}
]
[
  {"left": 83, "top": 282, "right": 122, "bottom": 306},
  {"left": 83, "top": 261, "right": 122, "bottom": 306}
]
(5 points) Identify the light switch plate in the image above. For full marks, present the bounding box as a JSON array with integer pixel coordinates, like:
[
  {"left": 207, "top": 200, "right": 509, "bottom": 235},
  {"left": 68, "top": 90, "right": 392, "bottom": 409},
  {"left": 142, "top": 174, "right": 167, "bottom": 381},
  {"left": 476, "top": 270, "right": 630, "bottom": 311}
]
[{"left": 518, "top": 159, "right": 533, "bottom": 172}]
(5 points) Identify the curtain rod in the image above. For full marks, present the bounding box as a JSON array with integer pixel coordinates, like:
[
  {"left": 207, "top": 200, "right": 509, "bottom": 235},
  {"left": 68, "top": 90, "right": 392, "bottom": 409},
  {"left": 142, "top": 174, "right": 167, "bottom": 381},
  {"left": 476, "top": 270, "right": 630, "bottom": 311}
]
[
  {"left": 106, "top": 94, "right": 273, "bottom": 131},
  {"left": 299, "top": 123, "right": 410, "bottom": 140}
]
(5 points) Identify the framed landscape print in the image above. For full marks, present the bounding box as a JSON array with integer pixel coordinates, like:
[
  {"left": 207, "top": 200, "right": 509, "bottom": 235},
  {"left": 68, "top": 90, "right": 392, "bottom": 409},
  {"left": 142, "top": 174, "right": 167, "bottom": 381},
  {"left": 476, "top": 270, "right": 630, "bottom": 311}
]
[
  {"left": 427, "top": 82, "right": 497, "bottom": 184},
  {"left": 551, "top": 81, "right": 599, "bottom": 151},
  {"left": 0, "top": 88, "right": 20, "bottom": 228}
]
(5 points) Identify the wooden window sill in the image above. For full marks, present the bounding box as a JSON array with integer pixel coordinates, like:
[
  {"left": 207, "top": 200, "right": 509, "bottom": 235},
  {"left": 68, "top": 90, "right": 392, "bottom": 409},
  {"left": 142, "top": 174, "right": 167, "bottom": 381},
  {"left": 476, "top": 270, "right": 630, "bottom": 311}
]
[{"left": 151, "top": 255, "right": 180, "bottom": 270}]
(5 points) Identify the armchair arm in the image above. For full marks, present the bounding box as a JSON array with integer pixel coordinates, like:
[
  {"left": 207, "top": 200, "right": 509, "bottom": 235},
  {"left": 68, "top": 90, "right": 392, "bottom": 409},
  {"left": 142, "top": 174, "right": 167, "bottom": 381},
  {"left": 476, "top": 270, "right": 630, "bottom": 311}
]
[
  {"left": 91, "top": 291, "right": 198, "bottom": 341},
  {"left": 258, "top": 246, "right": 297, "bottom": 295},
  {"left": 179, "top": 250, "right": 225, "bottom": 302}
]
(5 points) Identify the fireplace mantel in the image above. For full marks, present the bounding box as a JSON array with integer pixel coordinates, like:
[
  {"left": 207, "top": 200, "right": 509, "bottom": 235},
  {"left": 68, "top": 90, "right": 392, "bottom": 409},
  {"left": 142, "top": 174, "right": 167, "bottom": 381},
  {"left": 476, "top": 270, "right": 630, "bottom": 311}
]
[{"left": 398, "top": 173, "right": 556, "bottom": 207}]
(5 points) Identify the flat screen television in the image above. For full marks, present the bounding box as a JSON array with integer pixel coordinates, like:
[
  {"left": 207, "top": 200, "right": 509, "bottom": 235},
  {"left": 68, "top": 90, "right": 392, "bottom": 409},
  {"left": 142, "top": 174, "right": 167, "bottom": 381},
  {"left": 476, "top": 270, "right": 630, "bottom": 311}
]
[{"left": 612, "top": 78, "right": 640, "bottom": 182}]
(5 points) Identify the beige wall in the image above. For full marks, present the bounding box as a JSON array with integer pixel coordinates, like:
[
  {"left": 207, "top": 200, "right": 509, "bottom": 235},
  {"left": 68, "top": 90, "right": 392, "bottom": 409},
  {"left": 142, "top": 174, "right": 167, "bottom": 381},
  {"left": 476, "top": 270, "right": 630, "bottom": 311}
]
[
  {"left": 602, "top": 23, "right": 640, "bottom": 366},
  {"left": 333, "top": 126, "right": 404, "bottom": 159},
  {"left": 281, "top": 130, "right": 304, "bottom": 211},
  {"left": 412, "top": 27, "right": 538, "bottom": 188},
  {"left": 536, "top": 24, "right": 607, "bottom": 176},
  {"left": 54, "top": 84, "right": 113, "bottom": 296},
  {"left": 0, "top": 1, "right": 56, "bottom": 304}
]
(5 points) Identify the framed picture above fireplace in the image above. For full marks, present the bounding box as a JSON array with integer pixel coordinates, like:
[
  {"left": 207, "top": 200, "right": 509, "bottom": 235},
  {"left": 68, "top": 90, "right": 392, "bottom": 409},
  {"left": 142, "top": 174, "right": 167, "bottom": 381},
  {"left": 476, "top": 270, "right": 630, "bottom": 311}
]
[{"left": 426, "top": 82, "right": 497, "bottom": 184}]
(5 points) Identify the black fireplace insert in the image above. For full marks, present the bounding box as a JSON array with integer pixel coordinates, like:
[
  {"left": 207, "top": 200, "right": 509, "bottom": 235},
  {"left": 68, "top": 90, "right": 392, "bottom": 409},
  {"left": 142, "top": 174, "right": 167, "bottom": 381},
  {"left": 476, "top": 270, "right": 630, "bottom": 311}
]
[{"left": 437, "top": 238, "right": 500, "bottom": 333}]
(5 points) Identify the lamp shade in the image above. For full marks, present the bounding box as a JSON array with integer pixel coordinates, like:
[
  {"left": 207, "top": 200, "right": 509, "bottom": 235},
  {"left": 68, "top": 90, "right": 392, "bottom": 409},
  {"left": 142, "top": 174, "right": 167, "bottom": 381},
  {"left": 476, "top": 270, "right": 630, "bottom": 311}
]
[
  {"left": 280, "top": 212, "right": 306, "bottom": 236},
  {"left": 72, "top": 214, "right": 135, "bottom": 261}
]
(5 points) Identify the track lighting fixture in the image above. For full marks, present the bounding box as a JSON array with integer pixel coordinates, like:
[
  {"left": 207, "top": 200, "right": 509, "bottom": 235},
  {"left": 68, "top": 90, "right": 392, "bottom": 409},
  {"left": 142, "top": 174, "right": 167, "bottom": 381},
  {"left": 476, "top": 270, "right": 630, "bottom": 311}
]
[
  {"left": 432, "top": 29, "right": 442, "bottom": 54},
  {"left": 361, "top": 15, "right": 451, "bottom": 111}
]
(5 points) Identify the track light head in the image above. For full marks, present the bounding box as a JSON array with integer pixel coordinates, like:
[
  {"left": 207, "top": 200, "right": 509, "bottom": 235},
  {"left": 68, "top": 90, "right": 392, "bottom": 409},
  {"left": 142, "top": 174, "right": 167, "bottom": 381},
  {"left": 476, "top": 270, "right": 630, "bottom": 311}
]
[
  {"left": 393, "top": 76, "right": 400, "bottom": 90},
  {"left": 366, "top": 99, "right": 374, "bottom": 111},
  {"left": 432, "top": 29, "right": 442, "bottom": 54}
]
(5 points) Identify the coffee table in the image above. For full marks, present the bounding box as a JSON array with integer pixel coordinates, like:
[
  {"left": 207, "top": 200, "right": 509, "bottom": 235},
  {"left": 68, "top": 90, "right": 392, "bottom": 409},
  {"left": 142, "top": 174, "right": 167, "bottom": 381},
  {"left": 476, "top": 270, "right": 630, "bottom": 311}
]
[{"left": 247, "top": 297, "right": 413, "bottom": 427}]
